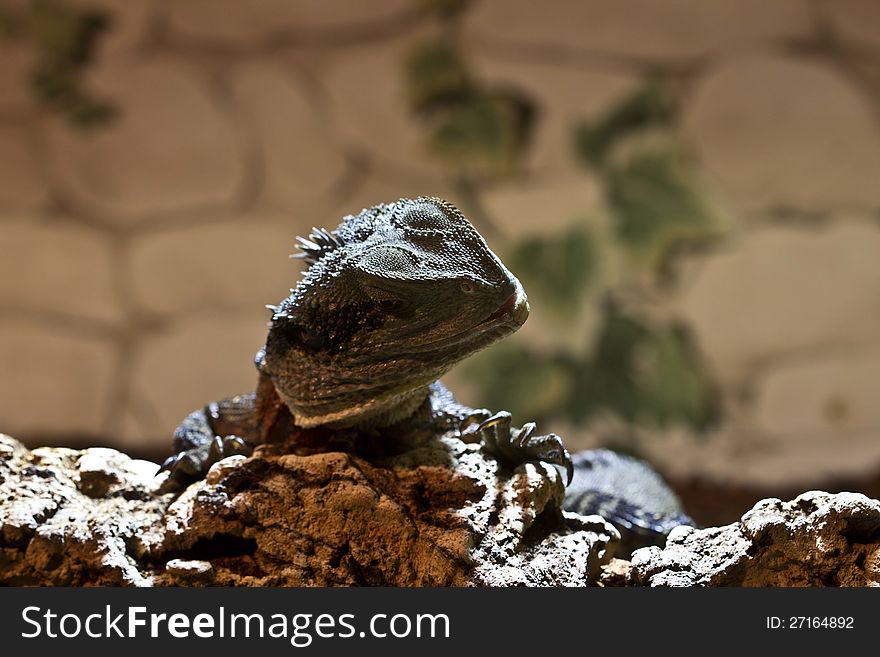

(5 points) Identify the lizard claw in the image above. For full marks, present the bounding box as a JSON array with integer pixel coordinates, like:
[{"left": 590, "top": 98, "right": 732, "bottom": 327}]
[
  {"left": 158, "top": 435, "right": 252, "bottom": 490},
  {"left": 464, "top": 411, "right": 574, "bottom": 486}
]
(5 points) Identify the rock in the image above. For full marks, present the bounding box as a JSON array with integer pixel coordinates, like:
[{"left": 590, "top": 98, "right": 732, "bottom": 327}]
[
  {"left": 0, "top": 431, "right": 619, "bottom": 586},
  {"left": 205, "top": 455, "right": 248, "bottom": 485},
  {"left": 599, "top": 558, "right": 634, "bottom": 587},
  {"left": 0, "top": 434, "right": 168, "bottom": 586},
  {"left": 158, "top": 429, "right": 618, "bottom": 586},
  {"left": 5, "top": 431, "right": 879, "bottom": 587},
  {"left": 628, "top": 491, "right": 880, "bottom": 586},
  {"left": 164, "top": 559, "right": 215, "bottom": 584}
]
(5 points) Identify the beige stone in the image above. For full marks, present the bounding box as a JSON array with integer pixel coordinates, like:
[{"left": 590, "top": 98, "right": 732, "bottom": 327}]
[
  {"left": 480, "top": 173, "right": 604, "bottom": 241},
  {"left": 46, "top": 59, "right": 244, "bottom": 223},
  {"left": 335, "top": 172, "right": 461, "bottom": 219},
  {"left": 640, "top": 422, "right": 880, "bottom": 490},
  {"left": 66, "top": 0, "right": 157, "bottom": 59},
  {"left": 131, "top": 316, "right": 268, "bottom": 434},
  {"left": 674, "top": 223, "right": 880, "bottom": 383},
  {"left": 322, "top": 33, "right": 448, "bottom": 178},
  {"left": 477, "top": 174, "right": 612, "bottom": 351},
  {"left": 753, "top": 351, "right": 880, "bottom": 438},
  {"left": 466, "top": 0, "right": 810, "bottom": 60},
  {"left": 130, "top": 217, "right": 304, "bottom": 317},
  {"left": 0, "top": 221, "right": 120, "bottom": 322},
  {"left": 0, "top": 125, "right": 48, "bottom": 212},
  {"left": 0, "top": 42, "right": 35, "bottom": 113},
  {"left": 0, "top": 323, "right": 115, "bottom": 439},
  {"left": 230, "top": 62, "right": 347, "bottom": 210},
  {"left": 471, "top": 55, "right": 640, "bottom": 174},
  {"left": 827, "top": 0, "right": 880, "bottom": 48},
  {"left": 683, "top": 55, "right": 880, "bottom": 211},
  {"left": 165, "top": 0, "right": 412, "bottom": 44}
]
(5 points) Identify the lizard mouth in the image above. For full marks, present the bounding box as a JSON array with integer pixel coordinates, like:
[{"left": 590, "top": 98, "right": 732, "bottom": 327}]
[
  {"left": 477, "top": 292, "right": 519, "bottom": 327},
  {"left": 348, "top": 278, "right": 530, "bottom": 365},
  {"left": 392, "top": 284, "right": 529, "bottom": 357}
]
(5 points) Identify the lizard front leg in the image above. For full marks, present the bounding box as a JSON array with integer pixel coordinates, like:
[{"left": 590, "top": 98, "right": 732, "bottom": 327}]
[
  {"left": 460, "top": 411, "right": 574, "bottom": 486},
  {"left": 159, "top": 393, "right": 257, "bottom": 490}
]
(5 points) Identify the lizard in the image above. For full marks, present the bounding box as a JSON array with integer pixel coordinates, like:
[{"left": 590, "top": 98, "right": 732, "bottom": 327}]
[
  {"left": 160, "top": 196, "right": 573, "bottom": 492},
  {"left": 159, "top": 196, "right": 692, "bottom": 552},
  {"left": 563, "top": 449, "right": 694, "bottom": 557}
]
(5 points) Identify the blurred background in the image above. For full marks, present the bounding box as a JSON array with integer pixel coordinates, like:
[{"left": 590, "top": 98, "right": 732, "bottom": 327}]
[{"left": 1, "top": 0, "right": 879, "bottom": 525}]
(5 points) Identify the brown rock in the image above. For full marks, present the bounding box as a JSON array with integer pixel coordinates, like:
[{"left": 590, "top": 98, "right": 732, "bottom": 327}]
[
  {"left": 0, "top": 430, "right": 618, "bottom": 587},
  {"left": 158, "top": 428, "right": 617, "bottom": 586}
]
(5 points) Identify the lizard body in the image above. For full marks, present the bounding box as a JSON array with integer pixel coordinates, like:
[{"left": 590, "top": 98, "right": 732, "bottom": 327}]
[
  {"left": 162, "top": 197, "right": 690, "bottom": 551},
  {"left": 163, "top": 197, "right": 570, "bottom": 487}
]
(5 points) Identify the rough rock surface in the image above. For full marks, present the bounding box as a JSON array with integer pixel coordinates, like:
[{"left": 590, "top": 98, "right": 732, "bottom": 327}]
[
  {"left": 0, "top": 433, "right": 618, "bottom": 586},
  {"left": 0, "top": 435, "right": 168, "bottom": 586},
  {"left": 628, "top": 490, "right": 880, "bottom": 586},
  {"left": 156, "top": 427, "right": 617, "bottom": 586}
]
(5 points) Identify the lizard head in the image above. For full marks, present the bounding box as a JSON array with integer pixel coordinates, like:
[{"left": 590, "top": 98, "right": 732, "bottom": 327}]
[{"left": 263, "top": 197, "right": 529, "bottom": 427}]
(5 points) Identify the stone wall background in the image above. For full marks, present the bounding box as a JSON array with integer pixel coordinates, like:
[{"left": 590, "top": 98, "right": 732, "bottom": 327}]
[{"left": 1, "top": 0, "right": 879, "bottom": 507}]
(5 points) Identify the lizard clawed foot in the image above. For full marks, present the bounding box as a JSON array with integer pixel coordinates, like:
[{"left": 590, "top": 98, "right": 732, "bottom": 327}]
[
  {"left": 461, "top": 411, "right": 573, "bottom": 486},
  {"left": 158, "top": 435, "right": 251, "bottom": 490}
]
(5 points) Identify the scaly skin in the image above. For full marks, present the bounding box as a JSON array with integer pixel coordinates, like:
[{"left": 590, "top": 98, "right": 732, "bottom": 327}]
[{"left": 160, "top": 197, "right": 572, "bottom": 489}]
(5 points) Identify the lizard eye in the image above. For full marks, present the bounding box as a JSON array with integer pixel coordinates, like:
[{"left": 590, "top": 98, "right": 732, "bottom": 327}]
[{"left": 460, "top": 281, "right": 475, "bottom": 294}]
